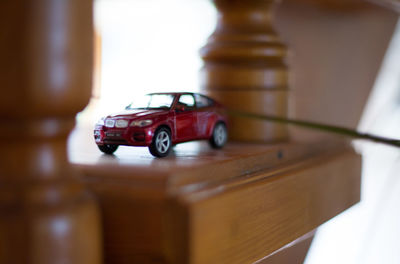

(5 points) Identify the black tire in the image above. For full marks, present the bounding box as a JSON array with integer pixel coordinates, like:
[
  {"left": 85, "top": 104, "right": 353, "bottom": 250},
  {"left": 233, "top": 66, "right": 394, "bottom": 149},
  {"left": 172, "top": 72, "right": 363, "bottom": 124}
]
[
  {"left": 98, "top": 144, "right": 119, "bottom": 155},
  {"left": 209, "top": 122, "right": 227, "bottom": 149},
  {"left": 149, "top": 127, "right": 172, "bottom": 158}
]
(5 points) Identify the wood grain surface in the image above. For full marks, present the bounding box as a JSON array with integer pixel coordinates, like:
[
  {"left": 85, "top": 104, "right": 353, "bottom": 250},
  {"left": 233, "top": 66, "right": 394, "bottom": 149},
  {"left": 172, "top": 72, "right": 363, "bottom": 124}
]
[
  {"left": 274, "top": 0, "right": 398, "bottom": 143},
  {"left": 0, "top": 1, "right": 102, "bottom": 263},
  {"left": 75, "top": 138, "right": 360, "bottom": 264},
  {"left": 2, "top": 0, "right": 395, "bottom": 262},
  {"left": 200, "top": 0, "right": 289, "bottom": 143},
  {"left": 255, "top": 230, "right": 315, "bottom": 264}
]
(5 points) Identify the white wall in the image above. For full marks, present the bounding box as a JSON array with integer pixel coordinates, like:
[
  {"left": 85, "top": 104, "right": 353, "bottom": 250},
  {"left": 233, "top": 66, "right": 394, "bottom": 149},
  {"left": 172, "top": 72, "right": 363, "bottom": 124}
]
[{"left": 77, "top": 0, "right": 216, "bottom": 124}]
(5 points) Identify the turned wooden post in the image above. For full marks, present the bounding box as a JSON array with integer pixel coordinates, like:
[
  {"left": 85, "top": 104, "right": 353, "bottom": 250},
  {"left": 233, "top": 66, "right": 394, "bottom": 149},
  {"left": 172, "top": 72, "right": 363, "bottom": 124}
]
[
  {"left": 0, "top": 1, "right": 102, "bottom": 263},
  {"left": 201, "top": 0, "right": 289, "bottom": 142}
]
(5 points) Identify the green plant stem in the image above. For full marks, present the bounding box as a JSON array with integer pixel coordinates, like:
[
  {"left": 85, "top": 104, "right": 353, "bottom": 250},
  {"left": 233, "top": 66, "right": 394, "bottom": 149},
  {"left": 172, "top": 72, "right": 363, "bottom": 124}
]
[{"left": 228, "top": 109, "right": 400, "bottom": 147}]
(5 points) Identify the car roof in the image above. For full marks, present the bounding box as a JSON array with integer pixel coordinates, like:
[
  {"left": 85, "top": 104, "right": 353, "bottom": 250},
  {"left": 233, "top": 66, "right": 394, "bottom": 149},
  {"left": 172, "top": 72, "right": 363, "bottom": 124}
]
[
  {"left": 147, "top": 92, "right": 196, "bottom": 96},
  {"left": 145, "top": 92, "right": 216, "bottom": 103}
]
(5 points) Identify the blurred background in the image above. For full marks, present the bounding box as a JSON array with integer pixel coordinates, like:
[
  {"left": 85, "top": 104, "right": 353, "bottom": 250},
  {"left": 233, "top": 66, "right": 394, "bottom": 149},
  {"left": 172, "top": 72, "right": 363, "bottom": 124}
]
[
  {"left": 71, "top": 0, "right": 400, "bottom": 263},
  {"left": 78, "top": 0, "right": 215, "bottom": 124}
]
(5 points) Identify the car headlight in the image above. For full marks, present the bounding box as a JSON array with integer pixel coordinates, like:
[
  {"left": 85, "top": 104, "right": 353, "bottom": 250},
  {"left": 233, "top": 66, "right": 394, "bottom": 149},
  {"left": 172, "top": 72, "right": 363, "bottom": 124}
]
[
  {"left": 96, "top": 117, "right": 105, "bottom": 126},
  {"left": 130, "top": 119, "right": 153, "bottom": 127},
  {"left": 115, "top": 119, "right": 129, "bottom": 128}
]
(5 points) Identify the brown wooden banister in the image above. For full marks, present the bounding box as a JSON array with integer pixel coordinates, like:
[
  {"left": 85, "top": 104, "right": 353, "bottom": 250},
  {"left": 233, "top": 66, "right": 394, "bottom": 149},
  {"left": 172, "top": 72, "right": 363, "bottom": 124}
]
[
  {"left": 1, "top": 0, "right": 399, "bottom": 263},
  {"left": 200, "top": 0, "right": 289, "bottom": 142},
  {"left": 0, "top": 1, "right": 101, "bottom": 263}
]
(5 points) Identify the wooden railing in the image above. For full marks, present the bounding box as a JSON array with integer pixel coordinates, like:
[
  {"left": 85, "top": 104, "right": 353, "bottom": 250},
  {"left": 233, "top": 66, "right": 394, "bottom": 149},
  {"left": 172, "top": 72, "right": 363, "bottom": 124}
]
[
  {"left": 201, "top": 0, "right": 289, "bottom": 142},
  {"left": 0, "top": 1, "right": 101, "bottom": 263},
  {"left": 0, "top": 0, "right": 398, "bottom": 263}
]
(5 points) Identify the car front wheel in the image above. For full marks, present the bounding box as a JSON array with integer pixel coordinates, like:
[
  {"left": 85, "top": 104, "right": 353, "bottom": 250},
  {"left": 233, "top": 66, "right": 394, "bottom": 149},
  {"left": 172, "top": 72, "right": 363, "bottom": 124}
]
[
  {"left": 98, "top": 144, "right": 119, "bottom": 155},
  {"left": 209, "top": 122, "right": 227, "bottom": 149},
  {"left": 149, "top": 127, "right": 172, "bottom": 157}
]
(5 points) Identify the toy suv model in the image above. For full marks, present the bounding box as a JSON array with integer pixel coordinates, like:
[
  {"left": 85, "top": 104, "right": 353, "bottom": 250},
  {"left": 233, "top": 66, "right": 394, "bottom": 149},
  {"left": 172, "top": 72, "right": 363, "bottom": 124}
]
[{"left": 94, "top": 92, "right": 228, "bottom": 157}]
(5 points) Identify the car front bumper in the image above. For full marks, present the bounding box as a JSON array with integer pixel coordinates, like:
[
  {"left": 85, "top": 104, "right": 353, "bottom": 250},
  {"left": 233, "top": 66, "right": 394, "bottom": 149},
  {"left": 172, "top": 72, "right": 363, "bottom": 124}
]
[{"left": 94, "top": 125, "right": 155, "bottom": 147}]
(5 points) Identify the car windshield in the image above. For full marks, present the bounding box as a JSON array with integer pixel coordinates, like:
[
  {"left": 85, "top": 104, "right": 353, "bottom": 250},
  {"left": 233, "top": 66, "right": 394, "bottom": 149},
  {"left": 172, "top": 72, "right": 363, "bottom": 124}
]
[{"left": 126, "top": 94, "right": 175, "bottom": 110}]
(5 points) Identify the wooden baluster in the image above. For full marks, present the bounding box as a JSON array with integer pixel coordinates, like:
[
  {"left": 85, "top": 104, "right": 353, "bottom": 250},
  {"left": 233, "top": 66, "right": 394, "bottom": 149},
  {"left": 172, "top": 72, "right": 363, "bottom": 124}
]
[
  {"left": 201, "top": 0, "right": 289, "bottom": 142},
  {"left": 0, "top": 1, "right": 102, "bottom": 263}
]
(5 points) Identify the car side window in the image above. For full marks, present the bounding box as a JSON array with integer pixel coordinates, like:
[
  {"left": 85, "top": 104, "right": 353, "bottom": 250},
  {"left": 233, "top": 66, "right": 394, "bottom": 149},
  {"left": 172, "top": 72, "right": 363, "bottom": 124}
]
[
  {"left": 195, "top": 94, "right": 214, "bottom": 108},
  {"left": 177, "top": 94, "right": 195, "bottom": 111}
]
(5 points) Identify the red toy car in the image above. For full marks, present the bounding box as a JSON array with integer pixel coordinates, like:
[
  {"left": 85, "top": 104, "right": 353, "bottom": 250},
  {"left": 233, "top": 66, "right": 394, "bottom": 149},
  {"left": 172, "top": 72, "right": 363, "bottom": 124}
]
[{"left": 94, "top": 92, "right": 228, "bottom": 157}]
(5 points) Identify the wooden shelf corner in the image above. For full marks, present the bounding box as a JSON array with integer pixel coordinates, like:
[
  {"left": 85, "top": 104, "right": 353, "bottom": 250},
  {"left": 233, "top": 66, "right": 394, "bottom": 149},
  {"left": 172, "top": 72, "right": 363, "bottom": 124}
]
[{"left": 74, "top": 141, "right": 361, "bottom": 264}]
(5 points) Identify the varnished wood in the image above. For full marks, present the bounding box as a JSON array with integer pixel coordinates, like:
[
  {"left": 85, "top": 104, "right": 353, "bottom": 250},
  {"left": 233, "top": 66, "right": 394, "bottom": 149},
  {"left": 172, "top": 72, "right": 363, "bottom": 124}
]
[
  {"left": 165, "top": 147, "right": 360, "bottom": 264},
  {"left": 0, "top": 1, "right": 101, "bottom": 263},
  {"left": 73, "top": 138, "right": 360, "bottom": 264},
  {"left": 291, "top": 0, "right": 400, "bottom": 11},
  {"left": 255, "top": 230, "right": 315, "bottom": 264},
  {"left": 371, "top": 0, "right": 400, "bottom": 11},
  {"left": 200, "top": 0, "right": 289, "bottom": 143},
  {"left": 285, "top": 0, "right": 372, "bottom": 10},
  {"left": 207, "top": 90, "right": 288, "bottom": 142},
  {"left": 274, "top": 0, "right": 398, "bottom": 143},
  {"left": 1, "top": 0, "right": 395, "bottom": 262}
]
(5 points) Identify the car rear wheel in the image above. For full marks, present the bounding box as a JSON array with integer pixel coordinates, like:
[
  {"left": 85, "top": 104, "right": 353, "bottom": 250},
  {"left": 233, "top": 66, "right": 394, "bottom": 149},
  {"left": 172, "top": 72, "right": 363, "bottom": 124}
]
[
  {"left": 209, "top": 122, "right": 227, "bottom": 149},
  {"left": 98, "top": 144, "right": 119, "bottom": 154},
  {"left": 149, "top": 127, "right": 172, "bottom": 157}
]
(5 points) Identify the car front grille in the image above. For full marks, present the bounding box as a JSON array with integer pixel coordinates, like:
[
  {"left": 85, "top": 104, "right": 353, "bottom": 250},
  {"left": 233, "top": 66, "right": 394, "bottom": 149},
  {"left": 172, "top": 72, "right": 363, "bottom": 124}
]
[{"left": 103, "top": 139, "right": 127, "bottom": 144}]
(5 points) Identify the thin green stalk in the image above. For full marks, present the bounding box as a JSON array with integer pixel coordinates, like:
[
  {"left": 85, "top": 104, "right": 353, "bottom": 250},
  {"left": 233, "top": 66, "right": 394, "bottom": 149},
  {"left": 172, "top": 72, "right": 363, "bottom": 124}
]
[{"left": 228, "top": 109, "right": 400, "bottom": 147}]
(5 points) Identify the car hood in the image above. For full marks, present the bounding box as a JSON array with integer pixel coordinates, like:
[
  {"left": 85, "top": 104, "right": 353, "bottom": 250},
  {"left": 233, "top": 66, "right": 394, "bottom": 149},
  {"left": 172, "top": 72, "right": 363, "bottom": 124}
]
[{"left": 106, "top": 109, "right": 168, "bottom": 120}]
